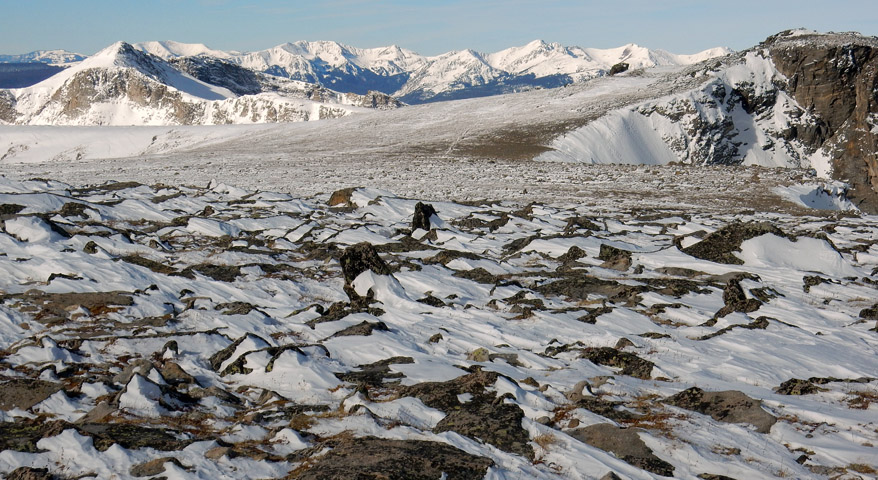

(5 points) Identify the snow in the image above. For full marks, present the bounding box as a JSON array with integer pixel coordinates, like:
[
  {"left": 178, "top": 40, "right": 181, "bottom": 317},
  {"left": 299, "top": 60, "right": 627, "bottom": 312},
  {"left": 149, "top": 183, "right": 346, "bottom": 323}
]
[
  {"left": 0, "top": 177, "right": 875, "bottom": 479},
  {"left": 774, "top": 183, "right": 857, "bottom": 211},
  {"left": 737, "top": 233, "right": 860, "bottom": 278}
]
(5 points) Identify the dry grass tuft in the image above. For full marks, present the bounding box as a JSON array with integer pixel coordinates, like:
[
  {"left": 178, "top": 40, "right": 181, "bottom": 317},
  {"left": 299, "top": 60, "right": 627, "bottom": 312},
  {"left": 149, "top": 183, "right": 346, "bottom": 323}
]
[
  {"left": 846, "top": 390, "right": 878, "bottom": 410},
  {"left": 533, "top": 433, "right": 558, "bottom": 450}
]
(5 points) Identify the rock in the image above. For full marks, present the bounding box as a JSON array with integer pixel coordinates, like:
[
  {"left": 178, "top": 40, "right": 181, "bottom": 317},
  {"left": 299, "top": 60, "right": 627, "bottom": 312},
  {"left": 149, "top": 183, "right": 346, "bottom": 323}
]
[
  {"left": 76, "top": 423, "right": 193, "bottom": 451},
  {"left": 0, "top": 420, "right": 70, "bottom": 453},
  {"left": 563, "top": 216, "right": 601, "bottom": 234},
  {"left": 581, "top": 347, "right": 654, "bottom": 380},
  {"left": 328, "top": 187, "right": 358, "bottom": 207},
  {"left": 130, "top": 457, "right": 184, "bottom": 477},
  {"left": 335, "top": 356, "right": 413, "bottom": 388},
  {"left": 412, "top": 201, "right": 438, "bottom": 231},
  {"left": 557, "top": 245, "right": 587, "bottom": 263},
  {"left": 329, "top": 320, "right": 389, "bottom": 338},
  {"left": 205, "top": 445, "right": 235, "bottom": 460},
  {"left": 75, "top": 401, "right": 117, "bottom": 424},
  {"left": 0, "top": 379, "right": 63, "bottom": 411},
  {"left": 5, "top": 467, "right": 55, "bottom": 480},
  {"left": 433, "top": 396, "right": 533, "bottom": 460},
  {"left": 569, "top": 424, "right": 674, "bottom": 476},
  {"left": 859, "top": 303, "right": 878, "bottom": 320},
  {"left": 467, "top": 347, "right": 491, "bottom": 362},
  {"left": 598, "top": 244, "right": 633, "bottom": 271},
  {"left": 417, "top": 295, "right": 446, "bottom": 307},
  {"left": 58, "top": 202, "right": 90, "bottom": 218},
  {"left": 577, "top": 306, "right": 613, "bottom": 324},
  {"left": 182, "top": 263, "right": 241, "bottom": 282},
  {"left": 697, "top": 475, "right": 739, "bottom": 480},
  {"left": 208, "top": 333, "right": 269, "bottom": 371},
  {"left": 83, "top": 240, "right": 99, "bottom": 254},
  {"left": 0, "top": 203, "right": 26, "bottom": 216},
  {"left": 664, "top": 387, "right": 777, "bottom": 433},
  {"left": 453, "top": 267, "right": 500, "bottom": 285},
  {"left": 803, "top": 275, "right": 831, "bottom": 293},
  {"left": 681, "top": 222, "right": 785, "bottom": 264},
  {"left": 290, "top": 436, "right": 493, "bottom": 480},
  {"left": 339, "top": 242, "right": 392, "bottom": 285},
  {"left": 698, "top": 316, "right": 770, "bottom": 340},
  {"left": 400, "top": 370, "right": 499, "bottom": 410},
  {"left": 112, "top": 358, "right": 154, "bottom": 385},
  {"left": 608, "top": 62, "right": 629, "bottom": 75},
  {"left": 775, "top": 378, "right": 825, "bottom": 395},
  {"left": 768, "top": 34, "right": 878, "bottom": 213},
  {"left": 536, "top": 276, "right": 646, "bottom": 305},
  {"left": 714, "top": 279, "right": 761, "bottom": 318},
  {"left": 158, "top": 361, "right": 198, "bottom": 387}
]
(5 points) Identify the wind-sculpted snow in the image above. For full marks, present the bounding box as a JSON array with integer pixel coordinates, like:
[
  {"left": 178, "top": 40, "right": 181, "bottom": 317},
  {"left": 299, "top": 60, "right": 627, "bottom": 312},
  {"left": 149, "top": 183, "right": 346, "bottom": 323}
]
[{"left": 0, "top": 178, "right": 875, "bottom": 479}]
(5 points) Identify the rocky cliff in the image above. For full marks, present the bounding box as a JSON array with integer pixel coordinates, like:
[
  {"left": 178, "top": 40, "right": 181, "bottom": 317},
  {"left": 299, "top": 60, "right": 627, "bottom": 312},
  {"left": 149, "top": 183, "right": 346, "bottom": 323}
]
[{"left": 767, "top": 31, "right": 878, "bottom": 212}]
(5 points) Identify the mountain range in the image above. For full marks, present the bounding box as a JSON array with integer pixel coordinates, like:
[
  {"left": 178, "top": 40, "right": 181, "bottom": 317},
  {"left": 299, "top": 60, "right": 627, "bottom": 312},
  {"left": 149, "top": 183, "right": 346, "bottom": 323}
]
[
  {"left": 0, "top": 39, "right": 729, "bottom": 126},
  {"left": 1, "top": 30, "right": 877, "bottom": 212}
]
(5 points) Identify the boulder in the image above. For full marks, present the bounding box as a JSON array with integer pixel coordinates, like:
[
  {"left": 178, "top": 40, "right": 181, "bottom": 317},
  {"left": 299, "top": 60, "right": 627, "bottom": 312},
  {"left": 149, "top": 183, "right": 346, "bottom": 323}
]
[
  {"left": 0, "top": 379, "right": 63, "bottom": 411},
  {"left": 569, "top": 424, "right": 674, "bottom": 476},
  {"left": 664, "top": 387, "right": 776, "bottom": 433},
  {"left": 598, "top": 244, "right": 633, "bottom": 271},
  {"left": 291, "top": 436, "right": 493, "bottom": 480},
  {"left": 682, "top": 222, "right": 785, "bottom": 264},
  {"left": 581, "top": 347, "right": 654, "bottom": 380},
  {"left": 412, "top": 201, "right": 438, "bottom": 231}
]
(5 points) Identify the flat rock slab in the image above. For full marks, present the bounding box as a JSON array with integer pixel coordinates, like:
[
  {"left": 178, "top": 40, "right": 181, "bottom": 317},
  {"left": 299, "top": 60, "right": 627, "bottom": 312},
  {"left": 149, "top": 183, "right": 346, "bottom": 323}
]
[
  {"left": 569, "top": 423, "right": 674, "bottom": 477},
  {"left": 664, "top": 387, "right": 777, "bottom": 433},
  {"left": 291, "top": 436, "right": 494, "bottom": 480},
  {"left": 0, "top": 379, "right": 63, "bottom": 411}
]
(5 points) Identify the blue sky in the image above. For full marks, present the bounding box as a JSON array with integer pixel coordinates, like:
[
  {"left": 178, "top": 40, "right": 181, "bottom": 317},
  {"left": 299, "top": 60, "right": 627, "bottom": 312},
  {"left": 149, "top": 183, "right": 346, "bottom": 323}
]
[{"left": 1, "top": 0, "right": 876, "bottom": 55}]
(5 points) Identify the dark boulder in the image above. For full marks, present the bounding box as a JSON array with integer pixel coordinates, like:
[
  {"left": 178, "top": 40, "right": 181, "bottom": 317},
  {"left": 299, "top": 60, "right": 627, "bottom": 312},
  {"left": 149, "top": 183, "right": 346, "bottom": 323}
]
[
  {"left": 581, "top": 347, "right": 654, "bottom": 379},
  {"left": 412, "top": 201, "right": 438, "bottom": 231},
  {"left": 339, "top": 242, "right": 392, "bottom": 284},
  {"left": 608, "top": 62, "right": 630, "bottom": 76},
  {"left": 775, "top": 378, "right": 825, "bottom": 395}
]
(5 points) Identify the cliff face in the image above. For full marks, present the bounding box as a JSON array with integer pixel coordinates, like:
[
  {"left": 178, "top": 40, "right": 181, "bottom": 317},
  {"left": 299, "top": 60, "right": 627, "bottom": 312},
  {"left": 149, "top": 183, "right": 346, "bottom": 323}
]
[{"left": 767, "top": 32, "right": 878, "bottom": 212}]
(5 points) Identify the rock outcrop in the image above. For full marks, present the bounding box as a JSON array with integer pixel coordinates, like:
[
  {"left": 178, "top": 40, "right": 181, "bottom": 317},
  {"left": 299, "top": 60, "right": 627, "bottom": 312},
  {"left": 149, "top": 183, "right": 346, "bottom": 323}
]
[{"left": 766, "top": 31, "right": 878, "bottom": 212}]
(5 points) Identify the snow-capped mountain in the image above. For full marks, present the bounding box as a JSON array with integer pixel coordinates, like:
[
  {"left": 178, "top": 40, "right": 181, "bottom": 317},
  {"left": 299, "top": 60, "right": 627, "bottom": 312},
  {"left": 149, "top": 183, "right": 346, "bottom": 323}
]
[
  {"left": 0, "top": 49, "right": 86, "bottom": 64},
  {"left": 0, "top": 42, "right": 400, "bottom": 126},
  {"left": 126, "top": 39, "right": 730, "bottom": 103}
]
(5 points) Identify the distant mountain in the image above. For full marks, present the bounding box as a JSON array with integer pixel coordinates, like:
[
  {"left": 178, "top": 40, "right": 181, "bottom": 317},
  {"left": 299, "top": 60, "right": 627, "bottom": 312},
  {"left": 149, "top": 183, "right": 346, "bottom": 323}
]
[
  {"left": 0, "top": 49, "right": 86, "bottom": 64},
  {"left": 0, "top": 42, "right": 400, "bottom": 126},
  {"left": 129, "top": 39, "right": 730, "bottom": 104}
]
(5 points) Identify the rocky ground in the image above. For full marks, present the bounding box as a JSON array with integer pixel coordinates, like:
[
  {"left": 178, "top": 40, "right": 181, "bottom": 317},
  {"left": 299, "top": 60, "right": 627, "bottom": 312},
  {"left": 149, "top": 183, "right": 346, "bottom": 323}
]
[{"left": 0, "top": 177, "right": 876, "bottom": 479}]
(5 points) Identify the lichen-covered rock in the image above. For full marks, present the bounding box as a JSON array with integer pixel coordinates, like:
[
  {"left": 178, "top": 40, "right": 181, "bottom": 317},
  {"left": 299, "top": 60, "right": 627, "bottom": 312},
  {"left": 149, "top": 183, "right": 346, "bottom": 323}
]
[
  {"left": 581, "top": 347, "right": 654, "bottom": 379},
  {"left": 291, "top": 436, "right": 493, "bottom": 480},
  {"left": 775, "top": 378, "right": 824, "bottom": 395},
  {"left": 664, "top": 387, "right": 777, "bottom": 433},
  {"left": 682, "top": 222, "right": 785, "bottom": 264},
  {"left": 598, "top": 244, "right": 633, "bottom": 271},
  {"left": 433, "top": 395, "right": 533, "bottom": 460},
  {"left": 339, "top": 242, "right": 392, "bottom": 284}
]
